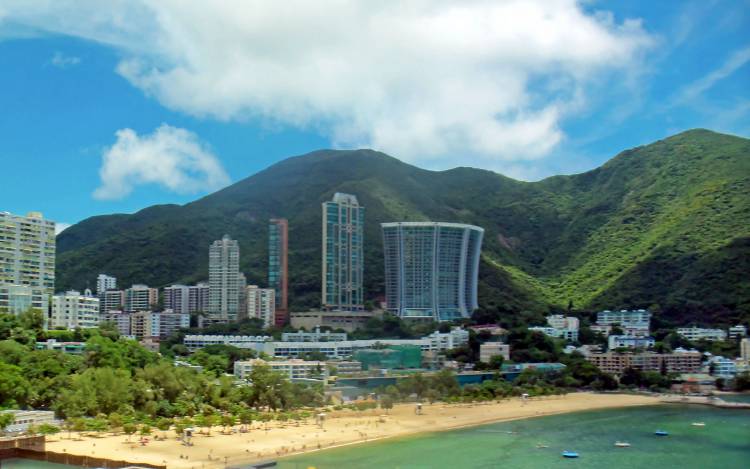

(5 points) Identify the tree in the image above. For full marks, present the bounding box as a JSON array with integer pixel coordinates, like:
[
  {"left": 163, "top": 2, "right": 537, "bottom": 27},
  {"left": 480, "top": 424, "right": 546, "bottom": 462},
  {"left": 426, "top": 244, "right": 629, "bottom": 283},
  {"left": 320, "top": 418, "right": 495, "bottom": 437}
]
[
  {"left": 123, "top": 423, "right": 137, "bottom": 441},
  {"left": 380, "top": 396, "right": 394, "bottom": 414},
  {"left": 488, "top": 355, "right": 505, "bottom": 370},
  {"left": 140, "top": 425, "right": 152, "bottom": 436},
  {"left": 37, "top": 423, "right": 60, "bottom": 438},
  {"left": 0, "top": 413, "right": 14, "bottom": 435}
]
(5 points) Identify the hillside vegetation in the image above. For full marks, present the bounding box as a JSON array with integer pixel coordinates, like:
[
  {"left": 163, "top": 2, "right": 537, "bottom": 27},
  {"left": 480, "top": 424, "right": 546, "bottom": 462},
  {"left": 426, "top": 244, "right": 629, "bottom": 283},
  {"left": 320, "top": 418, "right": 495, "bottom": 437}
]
[{"left": 57, "top": 129, "right": 750, "bottom": 324}]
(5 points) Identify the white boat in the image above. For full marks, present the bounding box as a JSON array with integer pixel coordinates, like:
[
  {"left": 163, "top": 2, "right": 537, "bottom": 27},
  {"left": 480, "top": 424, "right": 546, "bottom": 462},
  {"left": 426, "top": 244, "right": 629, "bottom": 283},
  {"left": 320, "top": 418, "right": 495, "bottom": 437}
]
[
  {"left": 691, "top": 422, "right": 705, "bottom": 427},
  {"left": 614, "top": 441, "right": 631, "bottom": 447}
]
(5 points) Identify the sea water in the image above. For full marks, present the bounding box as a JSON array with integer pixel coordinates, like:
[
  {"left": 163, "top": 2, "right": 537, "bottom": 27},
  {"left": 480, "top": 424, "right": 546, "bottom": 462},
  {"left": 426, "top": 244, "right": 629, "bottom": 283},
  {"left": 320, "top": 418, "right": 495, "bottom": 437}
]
[
  {"left": 279, "top": 405, "right": 750, "bottom": 469},
  {"left": 0, "top": 460, "right": 82, "bottom": 468}
]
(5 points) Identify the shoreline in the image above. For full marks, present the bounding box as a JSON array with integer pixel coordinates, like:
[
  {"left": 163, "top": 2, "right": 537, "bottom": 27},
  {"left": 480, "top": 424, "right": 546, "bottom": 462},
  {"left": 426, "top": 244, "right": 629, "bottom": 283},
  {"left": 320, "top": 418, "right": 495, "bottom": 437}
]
[{"left": 45, "top": 393, "right": 662, "bottom": 469}]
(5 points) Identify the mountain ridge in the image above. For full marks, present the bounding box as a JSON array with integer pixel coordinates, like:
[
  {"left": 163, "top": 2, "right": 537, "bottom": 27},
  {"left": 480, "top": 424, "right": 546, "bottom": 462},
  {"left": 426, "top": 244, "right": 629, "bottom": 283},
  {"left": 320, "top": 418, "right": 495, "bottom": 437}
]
[{"left": 57, "top": 129, "right": 750, "bottom": 325}]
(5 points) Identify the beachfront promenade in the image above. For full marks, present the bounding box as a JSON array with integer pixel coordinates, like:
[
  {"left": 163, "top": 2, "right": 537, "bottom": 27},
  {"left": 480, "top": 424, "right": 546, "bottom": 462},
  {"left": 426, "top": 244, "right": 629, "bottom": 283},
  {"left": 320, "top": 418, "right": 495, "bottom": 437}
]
[{"left": 44, "top": 393, "right": 660, "bottom": 469}]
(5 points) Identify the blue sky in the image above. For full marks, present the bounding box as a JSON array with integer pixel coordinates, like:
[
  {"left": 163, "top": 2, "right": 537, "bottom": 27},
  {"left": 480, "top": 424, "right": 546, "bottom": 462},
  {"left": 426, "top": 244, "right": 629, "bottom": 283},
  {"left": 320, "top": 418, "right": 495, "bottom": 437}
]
[{"left": 0, "top": 1, "right": 748, "bottom": 231}]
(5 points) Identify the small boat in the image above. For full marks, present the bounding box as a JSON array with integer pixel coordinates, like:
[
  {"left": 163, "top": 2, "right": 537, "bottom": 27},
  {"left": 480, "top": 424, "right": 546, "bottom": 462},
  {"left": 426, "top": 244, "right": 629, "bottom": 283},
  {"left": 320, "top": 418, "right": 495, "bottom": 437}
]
[
  {"left": 536, "top": 443, "right": 549, "bottom": 449},
  {"left": 561, "top": 451, "right": 579, "bottom": 458},
  {"left": 691, "top": 422, "right": 705, "bottom": 427},
  {"left": 614, "top": 441, "right": 631, "bottom": 447},
  {"left": 654, "top": 430, "right": 669, "bottom": 436}
]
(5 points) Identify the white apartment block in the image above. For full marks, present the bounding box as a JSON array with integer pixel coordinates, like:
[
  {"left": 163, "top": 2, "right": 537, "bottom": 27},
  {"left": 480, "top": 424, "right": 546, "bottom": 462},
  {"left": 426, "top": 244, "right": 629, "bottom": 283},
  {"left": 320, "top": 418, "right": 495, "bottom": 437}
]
[
  {"left": 596, "top": 309, "right": 652, "bottom": 325},
  {"left": 234, "top": 358, "right": 329, "bottom": 381},
  {"left": 130, "top": 310, "right": 189, "bottom": 339},
  {"left": 100, "top": 310, "right": 132, "bottom": 336},
  {"left": 706, "top": 355, "right": 737, "bottom": 378},
  {"left": 50, "top": 289, "right": 100, "bottom": 329},
  {"left": 124, "top": 284, "right": 158, "bottom": 313},
  {"left": 246, "top": 285, "right": 275, "bottom": 328},
  {"left": 164, "top": 283, "right": 209, "bottom": 315},
  {"left": 183, "top": 334, "right": 271, "bottom": 352},
  {"left": 546, "top": 315, "right": 580, "bottom": 342},
  {"left": 282, "top": 326, "right": 348, "bottom": 342},
  {"left": 479, "top": 342, "right": 510, "bottom": 363},
  {"left": 0, "top": 211, "right": 55, "bottom": 317},
  {"left": 96, "top": 274, "right": 116, "bottom": 295},
  {"left": 728, "top": 325, "right": 747, "bottom": 340},
  {"left": 608, "top": 335, "right": 655, "bottom": 350},
  {"left": 677, "top": 327, "right": 727, "bottom": 342},
  {"left": 208, "top": 235, "right": 243, "bottom": 323}
]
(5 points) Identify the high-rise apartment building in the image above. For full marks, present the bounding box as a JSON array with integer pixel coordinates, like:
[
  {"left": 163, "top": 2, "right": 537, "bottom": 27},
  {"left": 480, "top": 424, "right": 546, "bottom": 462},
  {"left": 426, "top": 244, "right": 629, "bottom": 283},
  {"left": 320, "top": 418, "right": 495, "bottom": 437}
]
[
  {"left": 101, "top": 290, "right": 125, "bottom": 314},
  {"left": 268, "top": 218, "right": 289, "bottom": 327},
  {"left": 50, "top": 289, "right": 100, "bottom": 329},
  {"left": 124, "top": 284, "right": 158, "bottom": 313},
  {"left": 0, "top": 211, "right": 55, "bottom": 316},
  {"left": 322, "top": 193, "right": 364, "bottom": 311},
  {"left": 164, "top": 283, "right": 209, "bottom": 315},
  {"left": 208, "top": 235, "right": 242, "bottom": 324},
  {"left": 246, "top": 285, "right": 275, "bottom": 328},
  {"left": 96, "top": 274, "right": 116, "bottom": 295},
  {"left": 381, "top": 222, "right": 484, "bottom": 321}
]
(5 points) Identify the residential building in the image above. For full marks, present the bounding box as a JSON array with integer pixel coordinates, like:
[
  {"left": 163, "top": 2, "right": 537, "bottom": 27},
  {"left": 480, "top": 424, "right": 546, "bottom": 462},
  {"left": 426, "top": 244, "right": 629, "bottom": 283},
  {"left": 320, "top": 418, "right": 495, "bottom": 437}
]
[
  {"left": 706, "top": 355, "right": 737, "bottom": 378},
  {"left": 246, "top": 285, "right": 275, "bottom": 328},
  {"left": 608, "top": 335, "right": 655, "bottom": 350},
  {"left": 0, "top": 410, "right": 58, "bottom": 433},
  {"left": 130, "top": 310, "right": 189, "bottom": 339},
  {"left": 96, "top": 274, "right": 116, "bottom": 295},
  {"left": 124, "top": 284, "right": 158, "bottom": 313},
  {"left": 586, "top": 349, "right": 702, "bottom": 375},
  {"left": 208, "top": 235, "right": 243, "bottom": 324},
  {"left": 424, "top": 327, "right": 470, "bottom": 350},
  {"left": 544, "top": 315, "right": 579, "bottom": 341},
  {"left": 469, "top": 324, "right": 507, "bottom": 336},
  {"left": 234, "top": 358, "right": 329, "bottom": 381},
  {"left": 671, "top": 374, "right": 717, "bottom": 394},
  {"left": 164, "top": 283, "right": 209, "bottom": 315},
  {"left": 0, "top": 211, "right": 55, "bottom": 317},
  {"left": 49, "top": 289, "right": 100, "bottom": 329},
  {"left": 381, "top": 222, "right": 484, "bottom": 321},
  {"left": 35, "top": 339, "right": 86, "bottom": 354},
  {"left": 480, "top": 342, "right": 510, "bottom": 363},
  {"left": 728, "top": 325, "right": 747, "bottom": 340},
  {"left": 594, "top": 309, "right": 651, "bottom": 337},
  {"left": 282, "top": 326, "right": 348, "bottom": 342},
  {"left": 101, "top": 289, "right": 125, "bottom": 313},
  {"left": 741, "top": 338, "right": 750, "bottom": 363},
  {"left": 677, "top": 327, "right": 727, "bottom": 342},
  {"left": 290, "top": 310, "right": 379, "bottom": 333},
  {"left": 327, "top": 360, "right": 362, "bottom": 376},
  {"left": 183, "top": 334, "right": 271, "bottom": 352},
  {"left": 322, "top": 193, "right": 364, "bottom": 311},
  {"left": 100, "top": 310, "right": 132, "bottom": 336},
  {"left": 268, "top": 218, "right": 289, "bottom": 327}
]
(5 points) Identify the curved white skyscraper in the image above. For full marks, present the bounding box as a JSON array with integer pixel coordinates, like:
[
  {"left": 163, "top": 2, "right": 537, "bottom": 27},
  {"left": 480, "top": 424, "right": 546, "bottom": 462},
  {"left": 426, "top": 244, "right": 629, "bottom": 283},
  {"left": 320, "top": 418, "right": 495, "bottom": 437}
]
[{"left": 381, "top": 222, "right": 483, "bottom": 321}]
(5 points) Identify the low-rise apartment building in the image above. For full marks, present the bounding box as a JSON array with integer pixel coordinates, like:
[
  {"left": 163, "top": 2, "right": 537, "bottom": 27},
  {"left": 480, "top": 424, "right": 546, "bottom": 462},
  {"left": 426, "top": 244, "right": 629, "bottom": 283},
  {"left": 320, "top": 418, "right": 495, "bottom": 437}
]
[
  {"left": 587, "top": 349, "right": 702, "bottom": 375},
  {"left": 49, "top": 289, "right": 100, "bottom": 329},
  {"left": 479, "top": 342, "right": 510, "bottom": 363},
  {"left": 608, "top": 335, "right": 655, "bottom": 350},
  {"left": 183, "top": 334, "right": 272, "bottom": 352},
  {"left": 234, "top": 358, "right": 328, "bottom": 381},
  {"left": 282, "top": 326, "right": 348, "bottom": 342},
  {"left": 677, "top": 327, "right": 727, "bottom": 342}
]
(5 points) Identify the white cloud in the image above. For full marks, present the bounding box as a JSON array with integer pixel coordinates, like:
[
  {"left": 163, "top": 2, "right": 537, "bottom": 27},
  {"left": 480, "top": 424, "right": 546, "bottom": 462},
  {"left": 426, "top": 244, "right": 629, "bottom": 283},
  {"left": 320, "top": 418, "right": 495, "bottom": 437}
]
[
  {"left": 1, "top": 1, "right": 653, "bottom": 170},
  {"left": 93, "top": 124, "right": 230, "bottom": 200},
  {"left": 50, "top": 51, "right": 81, "bottom": 68},
  {"left": 55, "top": 222, "right": 72, "bottom": 235},
  {"left": 676, "top": 45, "right": 750, "bottom": 102}
]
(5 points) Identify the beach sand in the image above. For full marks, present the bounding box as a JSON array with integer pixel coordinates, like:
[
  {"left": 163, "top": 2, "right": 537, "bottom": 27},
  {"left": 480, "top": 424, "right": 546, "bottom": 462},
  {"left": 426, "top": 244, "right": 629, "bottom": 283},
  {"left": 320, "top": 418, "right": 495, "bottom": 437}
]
[{"left": 45, "top": 392, "right": 660, "bottom": 468}]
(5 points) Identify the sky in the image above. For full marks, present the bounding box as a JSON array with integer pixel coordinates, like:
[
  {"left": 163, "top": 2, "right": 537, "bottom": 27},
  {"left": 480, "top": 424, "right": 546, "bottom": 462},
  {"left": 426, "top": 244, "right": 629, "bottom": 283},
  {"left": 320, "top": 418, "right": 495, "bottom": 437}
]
[{"left": 0, "top": 1, "right": 748, "bottom": 232}]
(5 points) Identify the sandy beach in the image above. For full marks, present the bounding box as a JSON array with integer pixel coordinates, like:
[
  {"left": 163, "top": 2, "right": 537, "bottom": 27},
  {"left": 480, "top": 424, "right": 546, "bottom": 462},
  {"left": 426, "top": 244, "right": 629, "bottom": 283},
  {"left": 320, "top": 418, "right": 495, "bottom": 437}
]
[{"left": 45, "top": 393, "right": 660, "bottom": 468}]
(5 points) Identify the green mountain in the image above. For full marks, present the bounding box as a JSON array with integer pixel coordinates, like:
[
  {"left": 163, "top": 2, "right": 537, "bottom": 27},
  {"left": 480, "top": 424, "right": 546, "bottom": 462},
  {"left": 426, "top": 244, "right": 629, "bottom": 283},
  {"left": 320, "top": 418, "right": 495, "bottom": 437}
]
[{"left": 57, "top": 129, "right": 750, "bottom": 325}]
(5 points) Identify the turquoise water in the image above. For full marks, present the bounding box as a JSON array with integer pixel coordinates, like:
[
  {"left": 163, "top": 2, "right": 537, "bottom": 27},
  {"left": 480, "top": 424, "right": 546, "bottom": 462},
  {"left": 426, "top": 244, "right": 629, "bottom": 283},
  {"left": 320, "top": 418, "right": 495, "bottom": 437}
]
[
  {"left": 720, "top": 393, "right": 750, "bottom": 403},
  {"left": 1, "top": 460, "right": 82, "bottom": 468},
  {"left": 279, "top": 405, "right": 750, "bottom": 469}
]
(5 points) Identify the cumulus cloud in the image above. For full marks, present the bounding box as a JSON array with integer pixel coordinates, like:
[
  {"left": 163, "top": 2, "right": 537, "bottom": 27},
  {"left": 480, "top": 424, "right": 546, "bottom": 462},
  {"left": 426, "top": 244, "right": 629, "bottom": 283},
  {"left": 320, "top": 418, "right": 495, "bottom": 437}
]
[
  {"left": 50, "top": 51, "right": 81, "bottom": 68},
  {"left": 93, "top": 124, "right": 230, "bottom": 200},
  {"left": 1, "top": 0, "right": 653, "bottom": 170}
]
